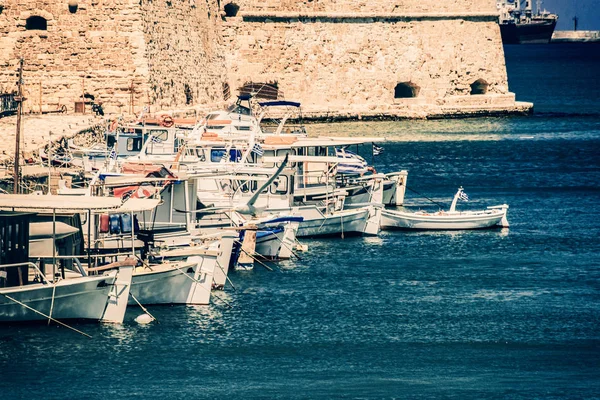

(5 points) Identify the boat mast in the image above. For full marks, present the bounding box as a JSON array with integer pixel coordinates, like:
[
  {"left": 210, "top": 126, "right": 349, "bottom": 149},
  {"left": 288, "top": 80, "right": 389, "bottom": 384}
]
[{"left": 13, "top": 58, "right": 24, "bottom": 194}]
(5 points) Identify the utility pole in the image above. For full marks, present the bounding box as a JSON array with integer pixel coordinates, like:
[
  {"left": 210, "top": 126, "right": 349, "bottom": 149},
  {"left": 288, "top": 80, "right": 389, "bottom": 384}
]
[{"left": 13, "top": 58, "right": 25, "bottom": 194}]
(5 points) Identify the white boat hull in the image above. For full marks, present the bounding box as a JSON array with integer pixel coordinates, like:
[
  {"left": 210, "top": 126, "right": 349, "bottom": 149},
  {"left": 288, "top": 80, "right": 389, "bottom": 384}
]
[
  {"left": 128, "top": 258, "right": 214, "bottom": 305},
  {"left": 255, "top": 231, "right": 284, "bottom": 259},
  {"left": 295, "top": 207, "right": 373, "bottom": 237},
  {"left": 0, "top": 275, "right": 116, "bottom": 322},
  {"left": 381, "top": 207, "right": 508, "bottom": 230}
]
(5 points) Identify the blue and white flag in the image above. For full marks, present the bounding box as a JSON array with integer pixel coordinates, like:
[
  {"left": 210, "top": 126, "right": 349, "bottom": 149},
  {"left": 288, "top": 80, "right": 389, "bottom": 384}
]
[
  {"left": 221, "top": 150, "right": 229, "bottom": 162},
  {"left": 109, "top": 145, "right": 117, "bottom": 160},
  {"left": 335, "top": 147, "right": 369, "bottom": 175},
  {"left": 459, "top": 191, "right": 469, "bottom": 201},
  {"left": 150, "top": 135, "right": 162, "bottom": 144},
  {"left": 372, "top": 143, "right": 384, "bottom": 156},
  {"left": 252, "top": 143, "right": 264, "bottom": 156}
]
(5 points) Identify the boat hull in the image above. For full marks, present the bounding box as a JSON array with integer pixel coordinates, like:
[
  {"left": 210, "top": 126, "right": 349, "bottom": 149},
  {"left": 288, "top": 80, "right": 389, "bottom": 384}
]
[
  {"left": 0, "top": 275, "right": 115, "bottom": 322},
  {"left": 381, "top": 209, "right": 506, "bottom": 230},
  {"left": 295, "top": 207, "right": 372, "bottom": 237},
  {"left": 500, "top": 19, "right": 557, "bottom": 44},
  {"left": 128, "top": 259, "right": 213, "bottom": 305}
]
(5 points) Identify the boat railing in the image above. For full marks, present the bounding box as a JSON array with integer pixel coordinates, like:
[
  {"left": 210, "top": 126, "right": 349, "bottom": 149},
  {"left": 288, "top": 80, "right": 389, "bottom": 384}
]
[
  {"left": 31, "top": 253, "right": 136, "bottom": 275},
  {"left": 0, "top": 262, "right": 50, "bottom": 286}
]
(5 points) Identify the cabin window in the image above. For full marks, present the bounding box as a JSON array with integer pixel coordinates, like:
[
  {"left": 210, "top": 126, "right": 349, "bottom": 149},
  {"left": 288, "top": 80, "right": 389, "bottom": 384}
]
[
  {"left": 470, "top": 79, "right": 489, "bottom": 95},
  {"left": 126, "top": 138, "right": 142, "bottom": 152},
  {"left": 276, "top": 149, "right": 295, "bottom": 167},
  {"left": 252, "top": 175, "right": 269, "bottom": 193},
  {"left": 224, "top": 3, "right": 239, "bottom": 17},
  {"left": 195, "top": 148, "right": 206, "bottom": 161},
  {"left": 148, "top": 129, "right": 168, "bottom": 141},
  {"left": 394, "top": 82, "right": 420, "bottom": 98},
  {"left": 237, "top": 176, "right": 250, "bottom": 193},
  {"left": 206, "top": 113, "right": 220, "bottom": 120},
  {"left": 230, "top": 149, "right": 242, "bottom": 162},
  {"left": 270, "top": 176, "right": 288, "bottom": 195},
  {"left": 211, "top": 148, "right": 227, "bottom": 163},
  {"left": 26, "top": 16, "right": 47, "bottom": 30}
]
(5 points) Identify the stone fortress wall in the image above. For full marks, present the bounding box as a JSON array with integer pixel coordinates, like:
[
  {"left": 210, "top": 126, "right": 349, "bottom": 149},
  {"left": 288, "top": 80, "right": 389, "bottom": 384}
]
[
  {"left": 0, "top": 0, "right": 224, "bottom": 114},
  {"left": 0, "top": 0, "right": 530, "bottom": 119},
  {"left": 222, "top": 0, "right": 525, "bottom": 117}
]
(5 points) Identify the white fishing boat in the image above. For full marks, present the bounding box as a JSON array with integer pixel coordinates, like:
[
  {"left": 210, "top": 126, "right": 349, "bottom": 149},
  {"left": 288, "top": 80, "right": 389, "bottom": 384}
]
[
  {"left": 252, "top": 216, "right": 302, "bottom": 259},
  {"left": 0, "top": 201, "right": 135, "bottom": 324},
  {"left": 381, "top": 187, "right": 509, "bottom": 230},
  {"left": 128, "top": 251, "right": 218, "bottom": 306},
  {"left": 0, "top": 261, "right": 133, "bottom": 323}
]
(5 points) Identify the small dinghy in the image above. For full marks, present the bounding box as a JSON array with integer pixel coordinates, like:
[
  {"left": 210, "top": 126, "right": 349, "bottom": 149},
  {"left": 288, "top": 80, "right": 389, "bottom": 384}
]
[{"left": 381, "top": 187, "right": 509, "bottom": 230}]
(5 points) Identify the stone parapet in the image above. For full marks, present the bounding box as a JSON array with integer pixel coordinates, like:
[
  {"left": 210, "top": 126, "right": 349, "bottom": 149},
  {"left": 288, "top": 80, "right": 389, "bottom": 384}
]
[
  {"left": 232, "top": 0, "right": 496, "bottom": 14},
  {"left": 239, "top": 12, "right": 499, "bottom": 22}
]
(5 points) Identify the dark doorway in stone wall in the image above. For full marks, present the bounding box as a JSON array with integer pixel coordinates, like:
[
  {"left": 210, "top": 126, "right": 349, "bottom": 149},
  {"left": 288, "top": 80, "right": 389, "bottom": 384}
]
[
  {"left": 238, "top": 82, "right": 279, "bottom": 100},
  {"left": 184, "top": 84, "right": 193, "bottom": 105},
  {"left": 470, "top": 79, "right": 489, "bottom": 95},
  {"left": 222, "top": 82, "right": 231, "bottom": 101},
  {"left": 224, "top": 3, "right": 240, "bottom": 17},
  {"left": 394, "top": 82, "right": 420, "bottom": 98},
  {"left": 26, "top": 16, "right": 48, "bottom": 30}
]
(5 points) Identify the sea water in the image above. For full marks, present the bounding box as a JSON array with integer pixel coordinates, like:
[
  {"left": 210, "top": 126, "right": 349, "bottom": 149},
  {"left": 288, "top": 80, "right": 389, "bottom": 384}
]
[{"left": 1, "top": 44, "right": 599, "bottom": 399}]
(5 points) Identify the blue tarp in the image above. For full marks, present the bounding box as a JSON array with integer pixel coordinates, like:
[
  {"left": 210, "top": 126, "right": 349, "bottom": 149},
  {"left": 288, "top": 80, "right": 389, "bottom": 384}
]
[{"left": 258, "top": 101, "right": 301, "bottom": 108}]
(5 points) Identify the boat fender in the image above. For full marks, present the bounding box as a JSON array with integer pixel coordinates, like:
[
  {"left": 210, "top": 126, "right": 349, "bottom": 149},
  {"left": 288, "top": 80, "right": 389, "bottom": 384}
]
[
  {"left": 109, "top": 214, "right": 121, "bottom": 235},
  {"left": 99, "top": 214, "right": 110, "bottom": 233},
  {"left": 135, "top": 313, "right": 153, "bottom": 325}
]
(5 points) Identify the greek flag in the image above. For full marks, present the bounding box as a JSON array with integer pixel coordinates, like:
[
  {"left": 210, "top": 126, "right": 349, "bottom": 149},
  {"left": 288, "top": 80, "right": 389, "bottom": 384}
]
[
  {"left": 372, "top": 143, "right": 384, "bottom": 156},
  {"left": 335, "top": 147, "right": 369, "bottom": 175},
  {"left": 221, "top": 150, "right": 229, "bottom": 162},
  {"left": 109, "top": 145, "right": 117, "bottom": 160},
  {"left": 150, "top": 135, "right": 162, "bottom": 144},
  {"left": 459, "top": 191, "right": 469, "bottom": 201},
  {"left": 252, "top": 143, "right": 264, "bottom": 156}
]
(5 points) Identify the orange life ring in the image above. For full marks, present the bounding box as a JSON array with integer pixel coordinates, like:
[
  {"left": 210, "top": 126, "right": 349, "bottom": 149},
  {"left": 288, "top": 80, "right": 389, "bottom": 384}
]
[
  {"left": 159, "top": 115, "right": 174, "bottom": 128},
  {"left": 109, "top": 119, "right": 118, "bottom": 132}
]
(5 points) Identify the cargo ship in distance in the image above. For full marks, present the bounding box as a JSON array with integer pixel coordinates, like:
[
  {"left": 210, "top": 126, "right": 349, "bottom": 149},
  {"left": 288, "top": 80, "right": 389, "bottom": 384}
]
[{"left": 497, "top": 0, "right": 558, "bottom": 44}]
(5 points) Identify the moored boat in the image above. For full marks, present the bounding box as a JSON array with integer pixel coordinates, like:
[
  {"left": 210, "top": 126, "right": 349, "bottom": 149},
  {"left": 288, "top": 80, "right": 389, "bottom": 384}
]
[{"left": 381, "top": 188, "right": 509, "bottom": 230}]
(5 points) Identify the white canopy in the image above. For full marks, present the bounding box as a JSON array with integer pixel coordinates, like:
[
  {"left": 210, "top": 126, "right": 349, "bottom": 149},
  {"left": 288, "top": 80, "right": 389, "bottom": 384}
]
[
  {"left": 262, "top": 155, "right": 364, "bottom": 165},
  {"left": 117, "top": 198, "right": 160, "bottom": 212},
  {"left": 0, "top": 194, "right": 123, "bottom": 212}
]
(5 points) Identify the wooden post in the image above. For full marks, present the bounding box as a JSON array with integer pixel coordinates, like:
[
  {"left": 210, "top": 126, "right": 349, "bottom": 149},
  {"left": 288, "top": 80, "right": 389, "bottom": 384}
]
[
  {"left": 13, "top": 59, "right": 24, "bottom": 194},
  {"left": 81, "top": 76, "right": 85, "bottom": 114},
  {"left": 237, "top": 229, "right": 257, "bottom": 269}
]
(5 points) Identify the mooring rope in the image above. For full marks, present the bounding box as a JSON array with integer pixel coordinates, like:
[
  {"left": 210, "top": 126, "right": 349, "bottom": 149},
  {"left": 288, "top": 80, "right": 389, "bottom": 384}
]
[
  {"left": 234, "top": 240, "right": 273, "bottom": 271},
  {"left": 1, "top": 293, "right": 92, "bottom": 338},
  {"left": 406, "top": 187, "right": 448, "bottom": 209},
  {"left": 129, "top": 292, "right": 159, "bottom": 323},
  {"left": 47, "top": 278, "right": 57, "bottom": 326}
]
